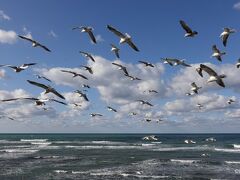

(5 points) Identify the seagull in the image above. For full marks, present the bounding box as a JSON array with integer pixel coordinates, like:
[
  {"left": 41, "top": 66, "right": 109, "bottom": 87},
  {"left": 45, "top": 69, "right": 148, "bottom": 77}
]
[
  {"left": 145, "top": 119, "right": 152, "bottom": 122},
  {"left": 107, "top": 25, "right": 139, "bottom": 52},
  {"left": 137, "top": 100, "right": 153, "bottom": 106},
  {"left": 161, "top": 58, "right": 191, "bottom": 67},
  {"left": 156, "top": 119, "right": 164, "bottom": 123},
  {"left": 18, "top": 35, "right": 51, "bottom": 52},
  {"left": 236, "top": 59, "right": 240, "bottom": 68},
  {"left": 0, "top": 115, "right": 15, "bottom": 121},
  {"left": 227, "top": 99, "right": 235, "bottom": 105},
  {"left": 148, "top": 90, "right": 158, "bottom": 93},
  {"left": 82, "top": 84, "right": 90, "bottom": 88},
  {"left": 124, "top": 74, "right": 141, "bottom": 81},
  {"left": 72, "top": 26, "right": 96, "bottom": 44},
  {"left": 107, "top": 106, "right": 117, "bottom": 112},
  {"left": 200, "top": 64, "right": 226, "bottom": 87},
  {"left": 34, "top": 74, "right": 51, "bottom": 82},
  {"left": 212, "top": 45, "right": 225, "bottom": 62},
  {"left": 110, "top": 44, "right": 120, "bottom": 58},
  {"left": 1, "top": 97, "right": 67, "bottom": 106},
  {"left": 74, "top": 90, "right": 89, "bottom": 101},
  {"left": 112, "top": 62, "right": 129, "bottom": 75},
  {"left": 79, "top": 51, "right": 95, "bottom": 62},
  {"left": 220, "top": 28, "right": 236, "bottom": 47},
  {"left": 60, "top": 70, "right": 88, "bottom": 80},
  {"left": 191, "top": 82, "right": 202, "bottom": 94},
  {"left": 71, "top": 103, "right": 82, "bottom": 108},
  {"left": 179, "top": 20, "right": 198, "bottom": 37},
  {"left": 196, "top": 103, "right": 203, "bottom": 109},
  {"left": 80, "top": 65, "right": 93, "bottom": 74},
  {"left": 0, "top": 63, "right": 36, "bottom": 73},
  {"left": 27, "top": 80, "right": 65, "bottom": 99},
  {"left": 129, "top": 112, "right": 137, "bottom": 116},
  {"left": 186, "top": 92, "right": 194, "bottom": 96},
  {"left": 138, "top": 60, "right": 154, "bottom": 67},
  {"left": 196, "top": 67, "right": 203, "bottom": 77},
  {"left": 90, "top": 113, "right": 103, "bottom": 117}
]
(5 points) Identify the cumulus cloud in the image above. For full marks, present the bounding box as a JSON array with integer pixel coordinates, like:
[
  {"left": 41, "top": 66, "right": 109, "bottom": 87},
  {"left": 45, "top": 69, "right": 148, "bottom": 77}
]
[
  {"left": 0, "top": 10, "right": 10, "bottom": 20},
  {"left": 0, "top": 29, "right": 17, "bottom": 44}
]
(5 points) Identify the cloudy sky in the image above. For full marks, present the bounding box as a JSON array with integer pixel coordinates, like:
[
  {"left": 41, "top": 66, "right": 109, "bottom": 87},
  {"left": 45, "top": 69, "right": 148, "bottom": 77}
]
[{"left": 0, "top": 0, "right": 240, "bottom": 133}]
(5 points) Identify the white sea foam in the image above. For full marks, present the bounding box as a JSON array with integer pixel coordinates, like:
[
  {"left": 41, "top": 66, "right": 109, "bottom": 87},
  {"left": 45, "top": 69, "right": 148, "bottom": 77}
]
[
  {"left": 1, "top": 149, "right": 39, "bottom": 153},
  {"left": 233, "top": 144, "right": 240, "bottom": 149},
  {"left": 91, "top": 141, "right": 126, "bottom": 145},
  {"left": 54, "top": 170, "right": 68, "bottom": 173},
  {"left": 31, "top": 142, "right": 52, "bottom": 145},
  {"left": 214, "top": 148, "right": 240, "bottom": 153},
  {"left": 65, "top": 145, "right": 144, "bottom": 150},
  {"left": 153, "top": 146, "right": 209, "bottom": 152},
  {"left": 20, "top": 139, "right": 48, "bottom": 142},
  {"left": 170, "top": 159, "right": 199, "bottom": 164},
  {"left": 120, "top": 173, "right": 169, "bottom": 179},
  {"left": 141, "top": 143, "right": 155, "bottom": 146},
  {"left": 225, "top": 161, "right": 240, "bottom": 164},
  {"left": 151, "top": 141, "right": 162, "bottom": 144}
]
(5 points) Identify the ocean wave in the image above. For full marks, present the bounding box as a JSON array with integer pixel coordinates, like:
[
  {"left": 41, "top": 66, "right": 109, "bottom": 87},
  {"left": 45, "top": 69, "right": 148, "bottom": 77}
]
[
  {"left": 31, "top": 142, "right": 52, "bottom": 145},
  {"left": 225, "top": 161, "right": 240, "bottom": 164},
  {"left": 120, "top": 173, "right": 169, "bottom": 179},
  {"left": 214, "top": 148, "right": 240, "bottom": 153},
  {"left": 233, "top": 144, "right": 240, "bottom": 149},
  {"left": 64, "top": 145, "right": 147, "bottom": 150},
  {"left": 20, "top": 139, "right": 48, "bottom": 142},
  {"left": 54, "top": 170, "right": 68, "bottom": 173},
  {"left": 153, "top": 146, "right": 209, "bottom": 152},
  {"left": 91, "top": 140, "right": 125, "bottom": 145},
  {"left": 170, "top": 159, "right": 199, "bottom": 164},
  {"left": 0, "top": 149, "right": 39, "bottom": 153},
  {"left": 141, "top": 143, "right": 155, "bottom": 146},
  {"left": 151, "top": 141, "right": 162, "bottom": 144}
]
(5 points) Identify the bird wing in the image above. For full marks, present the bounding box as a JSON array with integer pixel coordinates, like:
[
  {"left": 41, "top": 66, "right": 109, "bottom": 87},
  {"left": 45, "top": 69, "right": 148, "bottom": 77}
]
[
  {"left": 82, "top": 94, "right": 89, "bottom": 101},
  {"left": 138, "top": 61, "right": 147, "bottom": 65},
  {"left": 77, "top": 73, "right": 88, "bottom": 80},
  {"left": 222, "top": 34, "right": 229, "bottom": 47},
  {"left": 200, "top": 64, "right": 218, "bottom": 76},
  {"left": 146, "top": 102, "right": 153, "bottom": 106},
  {"left": 181, "top": 62, "right": 192, "bottom": 67},
  {"left": 18, "top": 35, "right": 35, "bottom": 43},
  {"left": 107, "top": 25, "right": 125, "bottom": 38},
  {"left": 126, "top": 40, "right": 139, "bottom": 52},
  {"left": 216, "top": 79, "right": 225, "bottom": 88},
  {"left": 50, "top": 89, "right": 65, "bottom": 99},
  {"left": 38, "top": 44, "right": 51, "bottom": 52},
  {"left": 179, "top": 20, "right": 192, "bottom": 33},
  {"left": 87, "top": 31, "right": 96, "bottom": 44},
  {"left": 1, "top": 98, "right": 22, "bottom": 102},
  {"left": 50, "top": 99, "right": 67, "bottom": 105},
  {"left": 27, "top": 80, "right": 49, "bottom": 90},
  {"left": 42, "top": 76, "right": 52, "bottom": 82},
  {"left": 191, "top": 82, "right": 197, "bottom": 88},
  {"left": 61, "top": 70, "right": 75, "bottom": 75},
  {"left": 112, "top": 62, "right": 122, "bottom": 68},
  {"left": 212, "top": 45, "right": 220, "bottom": 53},
  {"left": 87, "top": 54, "right": 95, "bottom": 62},
  {"left": 122, "top": 67, "right": 129, "bottom": 76},
  {"left": 115, "top": 50, "right": 120, "bottom": 58}
]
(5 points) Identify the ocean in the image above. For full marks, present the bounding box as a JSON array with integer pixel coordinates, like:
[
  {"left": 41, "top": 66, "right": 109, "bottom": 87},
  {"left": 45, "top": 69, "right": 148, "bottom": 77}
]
[{"left": 0, "top": 134, "right": 239, "bottom": 179}]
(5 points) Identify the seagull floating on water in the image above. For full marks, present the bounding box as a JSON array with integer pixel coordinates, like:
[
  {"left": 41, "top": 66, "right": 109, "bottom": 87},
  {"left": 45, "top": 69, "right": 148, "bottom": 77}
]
[
  {"left": 27, "top": 80, "right": 65, "bottom": 99},
  {"left": 72, "top": 26, "right": 96, "bottom": 44},
  {"left": 18, "top": 35, "right": 51, "bottom": 52},
  {"left": 212, "top": 45, "right": 225, "bottom": 62},
  {"left": 107, "top": 25, "right": 139, "bottom": 52},
  {"left": 0, "top": 63, "right": 36, "bottom": 73},
  {"left": 200, "top": 64, "right": 226, "bottom": 87},
  {"left": 179, "top": 20, "right": 198, "bottom": 37},
  {"left": 220, "top": 28, "right": 236, "bottom": 47}
]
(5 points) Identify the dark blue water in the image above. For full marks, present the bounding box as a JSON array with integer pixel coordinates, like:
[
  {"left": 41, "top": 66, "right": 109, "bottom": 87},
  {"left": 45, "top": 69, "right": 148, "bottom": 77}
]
[{"left": 0, "top": 134, "right": 239, "bottom": 179}]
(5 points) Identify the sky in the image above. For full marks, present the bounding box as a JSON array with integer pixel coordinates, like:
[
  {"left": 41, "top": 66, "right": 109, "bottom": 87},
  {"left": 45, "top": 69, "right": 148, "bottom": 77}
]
[{"left": 0, "top": 0, "right": 240, "bottom": 133}]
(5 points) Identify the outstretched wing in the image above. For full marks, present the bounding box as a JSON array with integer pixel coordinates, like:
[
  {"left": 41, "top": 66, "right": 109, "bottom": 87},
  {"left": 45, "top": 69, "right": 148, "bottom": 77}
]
[
  {"left": 179, "top": 20, "right": 192, "bottom": 33},
  {"left": 50, "top": 99, "right": 67, "bottom": 105},
  {"left": 87, "top": 31, "right": 96, "bottom": 44},
  {"left": 222, "top": 34, "right": 229, "bottom": 47},
  {"left": 126, "top": 40, "right": 139, "bottom": 52},
  {"left": 200, "top": 64, "right": 218, "bottom": 76},
  {"left": 77, "top": 73, "right": 88, "bottom": 80},
  {"left": 50, "top": 89, "right": 65, "bottom": 100},
  {"left": 38, "top": 44, "right": 51, "bottom": 52},
  {"left": 107, "top": 25, "right": 125, "bottom": 38},
  {"left": 212, "top": 45, "right": 220, "bottom": 53},
  {"left": 27, "top": 80, "right": 49, "bottom": 90},
  {"left": 18, "top": 35, "right": 35, "bottom": 43}
]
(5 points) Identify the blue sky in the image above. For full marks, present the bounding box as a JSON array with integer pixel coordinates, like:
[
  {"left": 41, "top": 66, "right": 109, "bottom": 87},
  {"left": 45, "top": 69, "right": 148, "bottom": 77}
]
[{"left": 0, "top": 0, "right": 240, "bottom": 133}]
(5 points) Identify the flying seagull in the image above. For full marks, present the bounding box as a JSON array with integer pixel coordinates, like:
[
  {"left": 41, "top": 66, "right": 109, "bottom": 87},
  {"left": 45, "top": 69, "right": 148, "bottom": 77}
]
[
  {"left": 145, "top": 119, "right": 152, "bottom": 122},
  {"left": 200, "top": 64, "right": 226, "bottom": 87},
  {"left": 191, "top": 82, "right": 202, "bottom": 94},
  {"left": 138, "top": 60, "right": 154, "bottom": 67},
  {"left": 220, "top": 28, "right": 236, "bottom": 47},
  {"left": 18, "top": 35, "right": 51, "bottom": 52},
  {"left": 79, "top": 51, "right": 95, "bottom": 62},
  {"left": 161, "top": 58, "right": 191, "bottom": 67},
  {"left": 227, "top": 99, "right": 235, "bottom": 105},
  {"left": 179, "top": 20, "right": 198, "bottom": 37},
  {"left": 212, "top": 45, "right": 225, "bottom": 62},
  {"left": 110, "top": 44, "right": 120, "bottom": 58},
  {"left": 107, "top": 106, "right": 117, "bottom": 112},
  {"left": 90, "top": 113, "right": 103, "bottom": 117},
  {"left": 60, "top": 70, "right": 88, "bottom": 80},
  {"left": 82, "top": 84, "right": 90, "bottom": 88},
  {"left": 74, "top": 90, "right": 89, "bottom": 101},
  {"left": 144, "top": 90, "right": 158, "bottom": 94},
  {"left": 27, "top": 80, "right": 65, "bottom": 99},
  {"left": 186, "top": 92, "right": 195, "bottom": 96},
  {"left": 112, "top": 62, "right": 129, "bottom": 75},
  {"left": 72, "top": 26, "right": 96, "bottom": 44},
  {"left": 80, "top": 65, "right": 93, "bottom": 74},
  {"left": 196, "top": 103, "right": 203, "bottom": 109},
  {"left": 1, "top": 97, "right": 66, "bottom": 106},
  {"left": 129, "top": 112, "right": 137, "bottom": 116},
  {"left": 34, "top": 74, "right": 51, "bottom": 82},
  {"left": 107, "top": 25, "right": 139, "bottom": 52},
  {"left": 124, "top": 74, "right": 141, "bottom": 81},
  {"left": 137, "top": 100, "right": 153, "bottom": 106},
  {"left": 236, "top": 59, "right": 240, "bottom": 68},
  {"left": 0, "top": 63, "right": 36, "bottom": 73}
]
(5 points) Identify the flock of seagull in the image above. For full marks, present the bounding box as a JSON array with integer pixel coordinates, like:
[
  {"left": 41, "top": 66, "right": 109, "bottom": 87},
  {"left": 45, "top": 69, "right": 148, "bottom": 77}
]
[{"left": 0, "top": 20, "right": 239, "bottom": 123}]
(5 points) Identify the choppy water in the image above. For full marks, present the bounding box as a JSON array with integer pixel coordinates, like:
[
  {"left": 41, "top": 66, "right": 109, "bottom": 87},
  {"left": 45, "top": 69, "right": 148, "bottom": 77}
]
[{"left": 0, "top": 134, "right": 239, "bottom": 179}]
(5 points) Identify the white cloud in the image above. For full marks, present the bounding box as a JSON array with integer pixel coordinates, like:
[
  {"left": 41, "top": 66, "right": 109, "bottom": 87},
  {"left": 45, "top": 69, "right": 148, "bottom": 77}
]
[
  {"left": 48, "top": 30, "right": 57, "bottom": 38},
  {"left": 233, "top": 2, "right": 240, "bottom": 10},
  {"left": 0, "top": 29, "right": 17, "bottom": 44},
  {"left": 0, "top": 10, "right": 10, "bottom": 20}
]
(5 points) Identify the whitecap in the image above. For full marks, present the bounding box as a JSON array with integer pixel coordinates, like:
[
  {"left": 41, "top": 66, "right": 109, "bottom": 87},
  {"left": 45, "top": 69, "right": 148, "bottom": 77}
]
[
  {"left": 54, "top": 170, "right": 68, "bottom": 173},
  {"left": 233, "top": 144, "right": 240, "bottom": 149},
  {"left": 225, "top": 161, "right": 240, "bottom": 164},
  {"left": 20, "top": 139, "right": 48, "bottom": 142},
  {"left": 214, "top": 148, "right": 240, "bottom": 153},
  {"left": 170, "top": 159, "right": 199, "bottom": 164}
]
